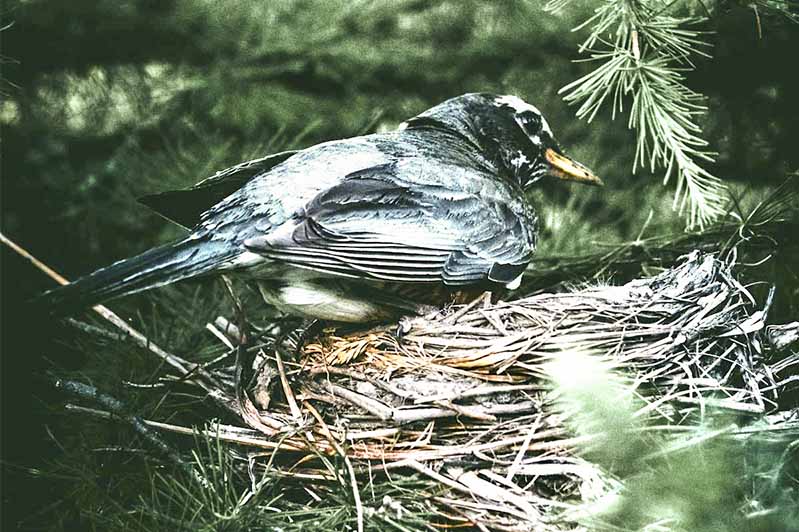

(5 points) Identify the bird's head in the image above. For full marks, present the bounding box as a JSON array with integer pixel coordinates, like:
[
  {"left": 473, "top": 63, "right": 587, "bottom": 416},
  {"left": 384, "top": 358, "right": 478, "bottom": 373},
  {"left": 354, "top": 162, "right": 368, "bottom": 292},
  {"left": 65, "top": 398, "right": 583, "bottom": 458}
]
[{"left": 401, "top": 93, "right": 602, "bottom": 189}]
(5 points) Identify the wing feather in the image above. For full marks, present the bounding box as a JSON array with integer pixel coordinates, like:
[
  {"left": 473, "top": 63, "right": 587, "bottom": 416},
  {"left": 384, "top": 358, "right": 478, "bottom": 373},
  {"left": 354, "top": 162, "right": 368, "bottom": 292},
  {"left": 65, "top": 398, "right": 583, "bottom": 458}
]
[
  {"left": 138, "top": 150, "right": 299, "bottom": 228},
  {"left": 245, "top": 163, "right": 536, "bottom": 285}
]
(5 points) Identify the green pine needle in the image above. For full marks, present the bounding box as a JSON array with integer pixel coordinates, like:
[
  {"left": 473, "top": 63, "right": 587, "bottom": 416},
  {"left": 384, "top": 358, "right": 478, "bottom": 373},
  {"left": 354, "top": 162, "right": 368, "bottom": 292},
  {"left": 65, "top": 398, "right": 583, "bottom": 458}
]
[{"left": 548, "top": 0, "right": 727, "bottom": 229}]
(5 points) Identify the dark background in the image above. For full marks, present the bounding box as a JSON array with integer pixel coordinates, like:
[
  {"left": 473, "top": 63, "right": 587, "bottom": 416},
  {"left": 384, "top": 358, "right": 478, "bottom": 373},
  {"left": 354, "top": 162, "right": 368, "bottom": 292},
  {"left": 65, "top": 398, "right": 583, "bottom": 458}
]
[{"left": 2, "top": 1, "right": 798, "bottom": 529}]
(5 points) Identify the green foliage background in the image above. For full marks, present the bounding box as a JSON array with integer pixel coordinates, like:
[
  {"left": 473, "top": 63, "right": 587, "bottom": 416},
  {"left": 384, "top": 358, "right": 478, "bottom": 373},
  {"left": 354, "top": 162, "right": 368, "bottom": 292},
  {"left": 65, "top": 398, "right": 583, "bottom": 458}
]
[{"left": 1, "top": 1, "right": 798, "bottom": 531}]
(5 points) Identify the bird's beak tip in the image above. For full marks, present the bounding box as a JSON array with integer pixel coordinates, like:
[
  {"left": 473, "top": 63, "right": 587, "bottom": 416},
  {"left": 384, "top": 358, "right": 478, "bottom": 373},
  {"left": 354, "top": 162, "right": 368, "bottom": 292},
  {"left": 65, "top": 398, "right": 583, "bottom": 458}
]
[
  {"left": 544, "top": 148, "right": 603, "bottom": 187},
  {"left": 587, "top": 175, "right": 604, "bottom": 187}
]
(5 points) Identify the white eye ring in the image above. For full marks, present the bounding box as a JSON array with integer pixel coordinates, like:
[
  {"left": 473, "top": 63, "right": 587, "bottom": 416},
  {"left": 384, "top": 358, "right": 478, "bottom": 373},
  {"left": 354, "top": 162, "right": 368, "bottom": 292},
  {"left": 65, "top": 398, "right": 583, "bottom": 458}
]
[{"left": 495, "top": 95, "right": 553, "bottom": 137}]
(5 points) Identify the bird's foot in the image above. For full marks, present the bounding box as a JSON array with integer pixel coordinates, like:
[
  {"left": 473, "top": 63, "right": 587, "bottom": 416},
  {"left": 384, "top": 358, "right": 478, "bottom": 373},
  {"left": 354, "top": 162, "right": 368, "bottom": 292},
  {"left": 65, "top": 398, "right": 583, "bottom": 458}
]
[
  {"left": 289, "top": 318, "right": 325, "bottom": 359},
  {"left": 269, "top": 317, "right": 327, "bottom": 359},
  {"left": 241, "top": 318, "right": 324, "bottom": 411}
]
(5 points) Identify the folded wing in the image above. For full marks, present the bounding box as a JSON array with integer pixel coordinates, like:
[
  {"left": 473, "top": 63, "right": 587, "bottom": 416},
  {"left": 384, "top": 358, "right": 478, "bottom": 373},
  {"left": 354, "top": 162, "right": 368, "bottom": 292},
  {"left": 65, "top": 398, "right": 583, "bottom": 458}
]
[{"left": 244, "top": 164, "right": 536, "bottom": 286}]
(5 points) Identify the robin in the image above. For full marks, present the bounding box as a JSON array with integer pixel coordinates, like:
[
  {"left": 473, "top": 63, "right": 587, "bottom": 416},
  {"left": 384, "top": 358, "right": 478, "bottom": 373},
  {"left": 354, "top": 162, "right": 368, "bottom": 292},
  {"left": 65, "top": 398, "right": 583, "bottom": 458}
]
[{"left": 37, "top": 93, "right": 601, "bottom": 322}]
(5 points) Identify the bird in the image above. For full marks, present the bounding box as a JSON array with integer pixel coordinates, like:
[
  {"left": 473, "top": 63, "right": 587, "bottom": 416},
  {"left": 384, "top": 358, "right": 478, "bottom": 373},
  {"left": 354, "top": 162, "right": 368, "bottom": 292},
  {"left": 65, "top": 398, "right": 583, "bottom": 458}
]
[{"left": 37, "top": 92, "right": 601, "bottom": 323}]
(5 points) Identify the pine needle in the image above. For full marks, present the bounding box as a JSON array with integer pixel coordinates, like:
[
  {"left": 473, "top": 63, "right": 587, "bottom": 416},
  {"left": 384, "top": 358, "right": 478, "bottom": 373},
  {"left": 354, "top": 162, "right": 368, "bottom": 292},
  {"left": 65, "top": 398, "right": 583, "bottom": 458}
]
[{"left": 547, "top": 0, "right": 727, "bottom": 228}]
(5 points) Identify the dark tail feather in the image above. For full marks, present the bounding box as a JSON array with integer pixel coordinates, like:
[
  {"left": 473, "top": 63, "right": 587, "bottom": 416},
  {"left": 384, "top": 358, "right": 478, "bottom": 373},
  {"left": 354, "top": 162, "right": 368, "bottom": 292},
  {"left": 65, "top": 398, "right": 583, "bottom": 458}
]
[{"left": 35, "top": 237, "right": 234, "bottom": 314}]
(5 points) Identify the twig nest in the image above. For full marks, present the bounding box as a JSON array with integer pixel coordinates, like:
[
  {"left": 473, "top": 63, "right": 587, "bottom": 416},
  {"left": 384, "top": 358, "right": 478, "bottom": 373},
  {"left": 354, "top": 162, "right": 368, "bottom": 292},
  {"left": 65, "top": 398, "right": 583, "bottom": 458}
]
[{"left": 207, "top": 251, "right": 797, "bottom": 531}]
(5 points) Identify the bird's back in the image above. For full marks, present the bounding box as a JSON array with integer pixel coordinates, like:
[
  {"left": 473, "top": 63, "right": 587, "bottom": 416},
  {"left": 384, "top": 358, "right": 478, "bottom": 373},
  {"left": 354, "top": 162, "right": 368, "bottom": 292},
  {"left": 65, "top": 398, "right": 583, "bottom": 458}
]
[{"left": 197, "top": 127, "right": 526, "bottom": 246}]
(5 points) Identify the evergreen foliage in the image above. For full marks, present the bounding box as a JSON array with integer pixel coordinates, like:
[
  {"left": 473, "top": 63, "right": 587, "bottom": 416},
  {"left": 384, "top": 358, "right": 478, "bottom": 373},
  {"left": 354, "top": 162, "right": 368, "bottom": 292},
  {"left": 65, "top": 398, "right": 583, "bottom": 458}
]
[{"left": 548, "top": 0, "right": 725, "bottom": 228}]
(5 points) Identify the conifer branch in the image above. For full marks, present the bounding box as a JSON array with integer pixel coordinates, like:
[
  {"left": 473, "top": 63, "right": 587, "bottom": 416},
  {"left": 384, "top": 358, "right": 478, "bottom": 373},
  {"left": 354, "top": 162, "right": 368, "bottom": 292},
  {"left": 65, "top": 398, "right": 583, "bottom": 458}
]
[{"left": 548, "top": 0, "right": 727, "bottom": 228}]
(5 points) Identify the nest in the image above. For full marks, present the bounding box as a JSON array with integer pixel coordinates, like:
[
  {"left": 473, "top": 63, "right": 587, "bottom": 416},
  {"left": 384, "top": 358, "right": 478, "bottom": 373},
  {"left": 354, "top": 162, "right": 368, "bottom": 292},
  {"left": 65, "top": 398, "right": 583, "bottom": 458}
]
[{"left": 56, "top": 251, "right": 799, "bottom": 530}]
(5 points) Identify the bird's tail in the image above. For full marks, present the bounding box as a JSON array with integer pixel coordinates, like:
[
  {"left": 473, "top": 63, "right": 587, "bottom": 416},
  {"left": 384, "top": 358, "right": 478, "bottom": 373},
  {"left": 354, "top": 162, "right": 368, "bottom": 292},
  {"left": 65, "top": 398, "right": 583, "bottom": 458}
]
[{"left": 35, "top": 237, "right": 236, "bottom": 314}]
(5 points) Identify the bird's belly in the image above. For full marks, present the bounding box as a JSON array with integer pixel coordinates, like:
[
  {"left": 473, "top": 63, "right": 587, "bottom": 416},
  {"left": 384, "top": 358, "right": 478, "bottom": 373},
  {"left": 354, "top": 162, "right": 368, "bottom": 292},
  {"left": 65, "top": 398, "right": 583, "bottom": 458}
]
[
  {"left": 256, "top": 280, "right": 397, "bottom": 322},
  {"left": 252, "top": 275, "right": 495, "bottom": 323}
]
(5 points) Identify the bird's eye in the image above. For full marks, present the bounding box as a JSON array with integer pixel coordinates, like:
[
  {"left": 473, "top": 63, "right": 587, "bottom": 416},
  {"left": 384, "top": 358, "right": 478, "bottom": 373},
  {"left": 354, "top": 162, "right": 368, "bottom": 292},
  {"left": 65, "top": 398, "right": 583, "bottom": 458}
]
[{"left": 516, "top": 111, "right": 542, "bottom": 133}]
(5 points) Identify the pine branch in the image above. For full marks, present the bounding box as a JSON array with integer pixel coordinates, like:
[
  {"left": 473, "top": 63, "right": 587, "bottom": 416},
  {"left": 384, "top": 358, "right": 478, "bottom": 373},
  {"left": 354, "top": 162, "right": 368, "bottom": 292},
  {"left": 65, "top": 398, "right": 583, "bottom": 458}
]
[{"left": 548, "top": 0, "right": 727, "bottom": 229}]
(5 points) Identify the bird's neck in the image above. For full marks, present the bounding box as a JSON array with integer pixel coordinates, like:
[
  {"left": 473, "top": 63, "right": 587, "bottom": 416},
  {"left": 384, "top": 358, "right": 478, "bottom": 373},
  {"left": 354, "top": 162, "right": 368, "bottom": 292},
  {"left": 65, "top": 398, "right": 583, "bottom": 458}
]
[
  {"left": 403, "top": 109, "right": 527, "bottom": 185},
  {"left": 404, "top": 112, "right": 509, "bottom": 168},
  {"left": 402, "top": 111, "right": 480, "bottom": 147}
]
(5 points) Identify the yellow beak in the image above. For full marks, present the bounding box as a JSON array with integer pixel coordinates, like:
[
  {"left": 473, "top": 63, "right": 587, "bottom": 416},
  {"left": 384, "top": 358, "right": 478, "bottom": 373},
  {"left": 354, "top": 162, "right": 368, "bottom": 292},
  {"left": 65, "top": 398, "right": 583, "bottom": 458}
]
[{"left": 545, "top": 148, "right": 603, "bottom": 186}]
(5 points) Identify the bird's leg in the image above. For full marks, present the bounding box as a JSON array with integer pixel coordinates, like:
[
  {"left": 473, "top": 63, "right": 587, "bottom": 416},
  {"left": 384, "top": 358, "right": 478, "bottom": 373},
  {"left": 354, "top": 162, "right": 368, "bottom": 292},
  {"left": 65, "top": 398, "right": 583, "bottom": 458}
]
[
  {"left": 221, "top": 276, "right": 267, "bottom": 412},
  {"left": 224, "top": 277, "right": 277, "bottom": 408},
  {"left": 271, "top": 317, "right": 324, "bottom": 357},
  {"left": 266, "top": 315, "right": 305, "bottom": 344},
  {"left": 253, "top": 318, "right": 324, "bottom": 412},
  {"left": 232, "top": 314, "right": 306, "bottom": 412},
  {"left": 222, "top": 276, "right": 250, "bottom": 343},
  {"left": 290, "top": 319, "right": 325, "bottom": 358}
]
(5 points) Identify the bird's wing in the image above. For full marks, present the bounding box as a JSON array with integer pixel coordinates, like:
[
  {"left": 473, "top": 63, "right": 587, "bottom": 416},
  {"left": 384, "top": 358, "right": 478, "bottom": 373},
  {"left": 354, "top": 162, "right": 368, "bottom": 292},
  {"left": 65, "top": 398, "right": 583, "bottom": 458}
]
[
  {"left": 138, "top": 150, "right": 299, "bottom": 229},
  {"left": 244, "top": 164, "right": 536, "bottom": 286}
]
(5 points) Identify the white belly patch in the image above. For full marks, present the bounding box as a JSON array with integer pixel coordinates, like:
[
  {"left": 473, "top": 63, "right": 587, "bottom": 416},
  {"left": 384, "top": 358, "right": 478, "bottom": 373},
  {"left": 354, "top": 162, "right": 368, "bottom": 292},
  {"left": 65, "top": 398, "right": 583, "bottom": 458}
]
[{"left": 257, "top": 281, "right": 389, "bottom": 322}]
